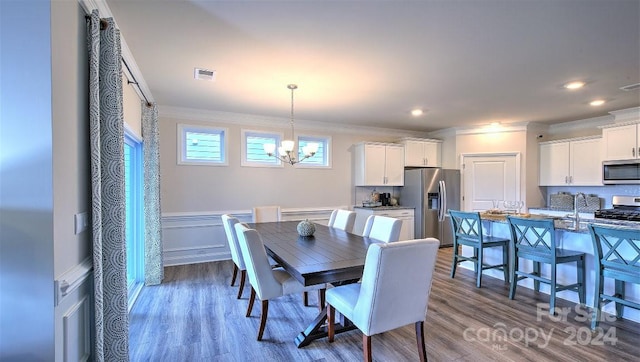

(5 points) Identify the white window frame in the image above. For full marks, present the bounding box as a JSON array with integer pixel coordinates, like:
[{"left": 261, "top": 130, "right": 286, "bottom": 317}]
[
  {"left": 295, "top": 134, "right": 332, "bottom": 169},
  {"left": 177, "top": 124, "right": 228, "bottom": 166},
  {"left": 241, "top": 129, "right": 284, "bottom": 168}
]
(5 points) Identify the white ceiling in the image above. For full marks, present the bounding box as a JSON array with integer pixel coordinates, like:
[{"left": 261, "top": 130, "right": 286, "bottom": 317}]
[{"left": 106, "top": 0, "right": 640, "bottom": 132}]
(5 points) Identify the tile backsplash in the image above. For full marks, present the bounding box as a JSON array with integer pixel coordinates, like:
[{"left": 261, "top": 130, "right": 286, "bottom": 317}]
[{"left": 543, "top": 184, "right": 640, "bottom": 209}]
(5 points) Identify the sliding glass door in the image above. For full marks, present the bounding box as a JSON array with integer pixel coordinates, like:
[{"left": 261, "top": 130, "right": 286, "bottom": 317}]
[{"left": 124, "top": 132, "right": 144, "bottom": 309}]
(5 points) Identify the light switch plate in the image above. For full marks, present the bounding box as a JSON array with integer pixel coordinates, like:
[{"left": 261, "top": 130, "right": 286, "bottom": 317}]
[{"left": 74, "top": 212, "right": 88, "bottom": 234}]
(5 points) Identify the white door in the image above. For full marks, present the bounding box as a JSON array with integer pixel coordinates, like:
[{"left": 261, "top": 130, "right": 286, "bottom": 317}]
[{"left": 462, "top": 154, "right": 520, "bottom": 211}]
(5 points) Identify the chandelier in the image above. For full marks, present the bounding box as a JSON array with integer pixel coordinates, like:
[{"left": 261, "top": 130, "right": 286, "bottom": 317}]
[{"left": 263, "top": 84, "right": 318, "bottom": 165}]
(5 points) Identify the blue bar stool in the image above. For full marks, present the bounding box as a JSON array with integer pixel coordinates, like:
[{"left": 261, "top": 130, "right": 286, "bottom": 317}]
[
  {"left": 588, "top": 224, "right": 640, "bottom": 329},
  {"left": 506, "top": 216, "right": 586, "bottom": 314},
  {"left": 449, "top": 210, "right": 509, "bottom": 288}
]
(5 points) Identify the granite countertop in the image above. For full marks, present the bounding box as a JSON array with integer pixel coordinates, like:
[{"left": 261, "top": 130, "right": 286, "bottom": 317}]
[
  {"left": 479, "top": 212, "right": 639, "bottom": 233},
  {"left": 353, "top": 206, "right": 414, "bottom": 210}
]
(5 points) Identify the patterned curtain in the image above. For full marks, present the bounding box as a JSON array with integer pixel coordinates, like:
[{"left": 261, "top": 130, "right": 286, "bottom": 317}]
[
  {"left": 87, "top": 10, "right": 129, "bottom": 361},
  {"left": 142, "top": 102, "right": 164, "bottom": 285}
]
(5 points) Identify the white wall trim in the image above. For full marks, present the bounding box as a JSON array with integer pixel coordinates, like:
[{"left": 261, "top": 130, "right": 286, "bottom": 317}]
[
  {"left": 609, "top": 106, "right": 640, "bottom": 122},
  {"left": 159, "top": 105, "right": 425, "bottom": 138},
  {"left": 54, "top": 258, "right": 92, "bottom": 307},
  {"left": 455, "top": 123, "right": 529, "bottom": 135},
  {"left": 538, "top": 135, "right": 602, "bottom": 145},
  {"left": 161, "top": 207, "right": 339, "bottom": 266},
  {"left": 599, "top": 119, "right": 640, "bottom": 129},
  {"left": 63, "top": 296, "right": 91, "bottom": 362}
]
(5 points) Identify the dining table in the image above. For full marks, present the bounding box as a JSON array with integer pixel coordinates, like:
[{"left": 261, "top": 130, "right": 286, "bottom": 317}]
[{"left": 248, "top": 220, "right": 375, "bottom": 348}]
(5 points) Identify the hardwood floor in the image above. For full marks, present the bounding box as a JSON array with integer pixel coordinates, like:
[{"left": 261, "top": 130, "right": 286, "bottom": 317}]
[{"left": 129, "top": 247, "right": 640, "bottom": 361}]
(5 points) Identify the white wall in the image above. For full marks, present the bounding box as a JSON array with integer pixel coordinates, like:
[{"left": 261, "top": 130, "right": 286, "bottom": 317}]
[
  {"left": 157, "top": 110, "right": 422, "bottom": 264},
  {"left": 51, "top": 1, "right": 93, "bottom": 361},
  {"left": 159, "top": 115, "right": 413, "bottom": 212}
]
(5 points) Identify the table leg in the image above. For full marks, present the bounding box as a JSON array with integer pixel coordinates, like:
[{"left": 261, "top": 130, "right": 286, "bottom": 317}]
[{"left": 295, "top": 306, "right": 357, "bottom": 348}]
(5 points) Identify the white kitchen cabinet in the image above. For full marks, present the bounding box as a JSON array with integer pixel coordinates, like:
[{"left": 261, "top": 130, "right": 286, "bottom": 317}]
[
  {"left": 539, "top": 137, "right": 602, "bottom": 186},
  {"left": 602, "top": 123, "right": 640, "bottom": 160},
  {"left": 353, "top": 207, "right": 415, "bottom": 241},
  {"left": 354, "top": 142, "right": 404, "bottom": 186},
  {"left": 400, "top": 138, "right": 442, "bottom": 167}
]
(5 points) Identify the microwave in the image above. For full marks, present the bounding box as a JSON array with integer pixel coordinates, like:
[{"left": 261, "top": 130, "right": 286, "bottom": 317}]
[{"left": 602, "top": 159, "right": 640, "bottom": 184}]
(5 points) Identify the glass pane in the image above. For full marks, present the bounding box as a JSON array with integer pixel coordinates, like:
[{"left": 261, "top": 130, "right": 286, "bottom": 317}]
[
  {"left": 185, "top": 131, "right": 223, "bottom": 162},
  {"left": 298, "top": 137, "right": 327, "bottom": 166},
  {"left": 246, "top": 133, "right": 280, "bottom": 164}
]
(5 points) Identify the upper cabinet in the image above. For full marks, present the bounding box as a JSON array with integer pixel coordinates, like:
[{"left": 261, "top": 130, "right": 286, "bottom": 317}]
[
  {"left": 539, "top": 137, "right": 602, "bottom": 186},
  {"left": 399, "top": 138, "right": 442, "bottom": 167},
  {"left": 602, "top": 123, "right": 640, "bottom": 160},
  {"left": 354, "top": 142, "right": 404, "bottom": 186}
]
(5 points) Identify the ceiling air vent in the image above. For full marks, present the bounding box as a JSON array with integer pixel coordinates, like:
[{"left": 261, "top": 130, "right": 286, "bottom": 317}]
[
  {"left": 619, "top": 82, "right": 640, "bottom": 91},
  {"left": 194, "top": 68, "right": 216, "bottom": 81}
]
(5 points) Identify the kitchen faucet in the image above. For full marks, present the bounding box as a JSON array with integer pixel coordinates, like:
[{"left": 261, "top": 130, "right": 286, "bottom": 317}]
[{"left": 570, "top": 193, "right": 587, "bottom": 231}]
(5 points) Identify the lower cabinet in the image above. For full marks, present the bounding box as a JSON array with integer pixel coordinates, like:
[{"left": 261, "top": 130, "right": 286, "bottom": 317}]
[{"left": 353, "top": 207, "right": 415, "bottom": 241}]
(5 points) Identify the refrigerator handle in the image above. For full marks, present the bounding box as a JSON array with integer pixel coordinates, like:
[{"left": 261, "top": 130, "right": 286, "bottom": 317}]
[{"left": 439, "top": 180, "right": 447, "bottom": 222}]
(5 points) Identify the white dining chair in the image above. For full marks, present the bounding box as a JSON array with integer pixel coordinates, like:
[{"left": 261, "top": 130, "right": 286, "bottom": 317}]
[
  {"left": 327, "top": 209, "right": 356, "bottom": 233},
  {"left": 326, "top": 238, "right": 440, "bottom": 362},
  {"left": 252, "top": 206, "right": 281, "bottom": 223},
  {"left": 234, "top": 223, "right": 327, "bottom": 341},
  {"left": 221, "top": 214, "right": 250, "bottom": 299},
  {"left": 362, "top": 215, "right": 402, "bottom": 243}
]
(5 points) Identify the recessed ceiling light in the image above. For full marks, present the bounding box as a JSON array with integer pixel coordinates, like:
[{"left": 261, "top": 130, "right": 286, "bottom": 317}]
[
  {"left": 411, "top": 109, "right": 424, "bottom": 116},
  {"left": 590, "top": 99, "right": 605, "bottom": 106},
  {"left": 564, "top": 81, "right": 585, "bottom": 90}
]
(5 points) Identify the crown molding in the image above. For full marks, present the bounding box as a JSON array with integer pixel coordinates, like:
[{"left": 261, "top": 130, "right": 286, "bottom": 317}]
[
  {"left": 609, "top": 106, "right": 640, "bottom": 122},
  {"left": 158, "top": 105, "right": 424, "bottom": 137},
  {"left": 454, "top": 122, "right": 530, "bottom": 136},
  {"left": 548, "top": 114, "right": 613, "bottom": 135}
]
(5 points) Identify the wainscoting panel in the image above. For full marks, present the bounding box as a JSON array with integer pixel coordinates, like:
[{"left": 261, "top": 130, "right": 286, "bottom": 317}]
[
  {"left": 62, "top": 296, "right": 91, "bottom": 362},
  {"left": 54, "top": 261, "right": 93, "bottom": 362},
  {"left": 161, "top": 207, "right": 339, "bottom": 266}
]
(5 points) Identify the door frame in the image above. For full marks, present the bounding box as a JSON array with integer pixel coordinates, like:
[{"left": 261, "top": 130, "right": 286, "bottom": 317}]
[{"left": 460, "top": 152, "right": 522, "bottom": 211}]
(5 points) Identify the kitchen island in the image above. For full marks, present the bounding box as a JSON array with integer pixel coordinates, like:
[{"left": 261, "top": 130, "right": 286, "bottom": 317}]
[{"left": 456, "top": 213, "right": 640, "bottom": 323}]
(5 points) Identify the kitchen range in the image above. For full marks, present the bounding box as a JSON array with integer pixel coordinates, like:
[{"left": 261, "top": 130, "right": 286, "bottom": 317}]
[{"left": 594, "top": 195, "right": 640, "bottom": 222}]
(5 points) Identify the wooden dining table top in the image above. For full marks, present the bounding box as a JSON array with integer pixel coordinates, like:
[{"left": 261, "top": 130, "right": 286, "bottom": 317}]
[{"left": 248, "top": 221, "right": 374, "bottom": 287}]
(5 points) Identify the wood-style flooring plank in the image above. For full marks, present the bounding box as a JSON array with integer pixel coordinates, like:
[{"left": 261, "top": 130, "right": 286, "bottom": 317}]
[{"left": 129, "top": 247, "right": 640, "bottom": 361}]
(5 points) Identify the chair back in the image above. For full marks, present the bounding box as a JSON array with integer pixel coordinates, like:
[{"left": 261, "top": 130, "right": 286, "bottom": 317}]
[
  {"left": 449, "top": 210, "right": 483, "bottom": 243},
  {"left": 252, "top": 206, "right": 281, "bottom": 223},
  {"left": 328, "top": 209, "right": 356, "bottom": 233},
  {"left": 353, "top": 238, "right": 440, "bottom": 336},
  {"left": 221, "top": 214, "right": 245, "bottom": 270},
  {"left": 588, "top": 224, "right": 640, "bottom": 281},
  {"left": 234, "top": 223, "right": 282, "bottom": 300},
  {"left": 506, "top": 216, "right": 557, "bottom": 258},
  {"left": 362, "top": 215, "right": 402, "bottom": 242}
]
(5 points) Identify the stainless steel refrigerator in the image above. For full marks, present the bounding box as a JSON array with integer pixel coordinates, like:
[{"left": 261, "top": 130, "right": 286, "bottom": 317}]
[{"left": 402, "top": 168, "right": 461, "bottom": 247}]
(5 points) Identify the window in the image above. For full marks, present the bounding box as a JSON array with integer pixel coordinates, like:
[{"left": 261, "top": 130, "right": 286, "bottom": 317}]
[
  {"left": 241, "top": 129, "right": 283, "bottom": 167},
  {"left": 177, "top": 124, "right": 228, "bottom": 166},
  {"left": 124, "top": 130, "right": 144, "bottom": 310},
  {"left": 297, "top": 135, "right": 331, "bottom": 168}
]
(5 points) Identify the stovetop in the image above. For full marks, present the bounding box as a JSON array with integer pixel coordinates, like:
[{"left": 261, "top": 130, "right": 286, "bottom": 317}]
[{"left": 594, "top": 195, "right": 640, "bottom": 222}]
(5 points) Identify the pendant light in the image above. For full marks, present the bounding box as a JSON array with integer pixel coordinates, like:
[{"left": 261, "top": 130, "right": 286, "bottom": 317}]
[{"left": 263, "top": 84, "right": 318, "bottom": 165}]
